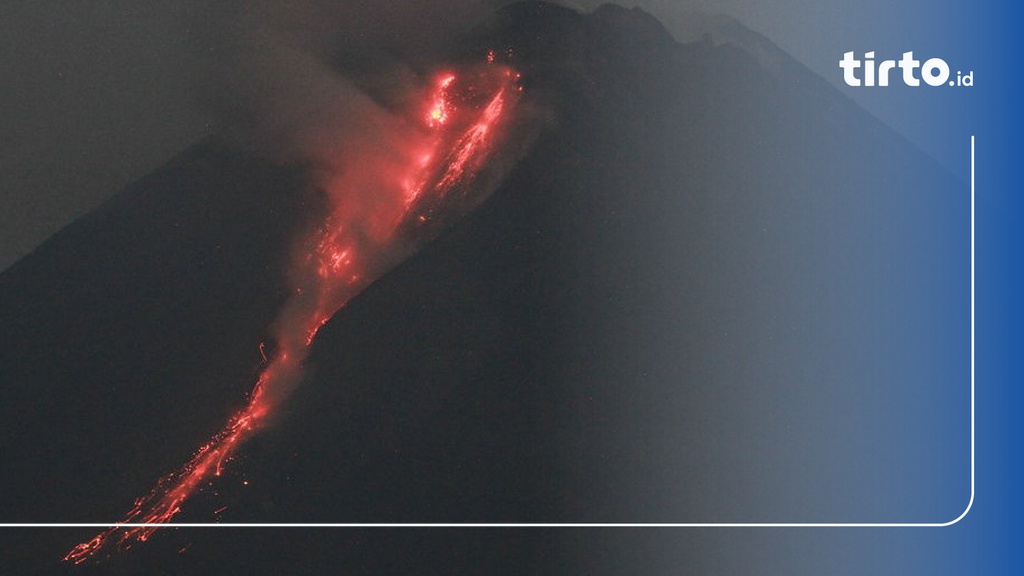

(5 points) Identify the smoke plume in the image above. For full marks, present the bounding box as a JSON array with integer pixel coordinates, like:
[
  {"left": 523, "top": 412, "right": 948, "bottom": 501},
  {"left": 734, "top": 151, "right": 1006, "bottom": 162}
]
[{"left": 193, "top": 0, "right": 502, "bottom": 167}]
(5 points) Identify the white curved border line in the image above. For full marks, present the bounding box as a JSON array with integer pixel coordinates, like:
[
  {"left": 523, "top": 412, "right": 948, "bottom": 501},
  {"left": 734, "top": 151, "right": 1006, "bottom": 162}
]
[{"left": 4, "top": 137, "right": 976, "bottom": 529}]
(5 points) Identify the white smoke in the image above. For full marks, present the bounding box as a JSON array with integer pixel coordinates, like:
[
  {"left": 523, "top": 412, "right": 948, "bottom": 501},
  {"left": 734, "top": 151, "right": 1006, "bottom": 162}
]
[{"left": 192, "top": 0, "right": 507, "bottom": 168}]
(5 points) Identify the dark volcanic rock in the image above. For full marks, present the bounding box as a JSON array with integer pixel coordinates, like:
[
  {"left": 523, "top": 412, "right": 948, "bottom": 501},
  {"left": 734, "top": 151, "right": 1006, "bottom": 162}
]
[
  {"left": 0, "top": 2, "right": 968, "bottom": 574},
  {"left": 0, "top": 145, "right": 306, "bottom": 520}
]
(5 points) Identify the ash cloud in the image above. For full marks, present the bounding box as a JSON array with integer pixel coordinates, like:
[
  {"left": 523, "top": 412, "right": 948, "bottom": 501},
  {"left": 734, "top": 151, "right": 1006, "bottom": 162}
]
[{"left": 192, "top": 0, "right": 504, "bottom": 169}]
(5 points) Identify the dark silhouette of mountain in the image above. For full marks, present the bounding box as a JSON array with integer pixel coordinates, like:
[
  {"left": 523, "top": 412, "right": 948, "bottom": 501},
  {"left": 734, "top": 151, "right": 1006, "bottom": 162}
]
[{"left": 0, "top": 3, "right": 968, "bottom": 574}]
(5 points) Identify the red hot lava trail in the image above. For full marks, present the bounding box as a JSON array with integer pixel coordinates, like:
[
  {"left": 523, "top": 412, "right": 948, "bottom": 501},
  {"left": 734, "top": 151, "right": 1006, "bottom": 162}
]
[{"left": 65, "top": 60, "right": 523, "bottom": 564}]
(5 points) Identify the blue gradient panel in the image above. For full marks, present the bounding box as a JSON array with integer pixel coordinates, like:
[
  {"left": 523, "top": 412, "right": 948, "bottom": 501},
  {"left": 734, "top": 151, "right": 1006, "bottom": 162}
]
[
  {"left": 961, "top": 2, "right": 1023, "bottom": 574},
  {"left": 681, "top": 0, "right": 1017, "bottom": 572},
  {"left": 822, "top": 0, "right": 1020, "bottom": 572},
  {"left": 562, "top": 1, "right": 1018, "bottom": 573},
  {"left": 541, "top": 1, "right": 977, "bottom": 528}
]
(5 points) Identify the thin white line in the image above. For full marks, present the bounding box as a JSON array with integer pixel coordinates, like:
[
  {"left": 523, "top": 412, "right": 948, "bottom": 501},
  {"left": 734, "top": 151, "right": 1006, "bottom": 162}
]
[
  {"left": 3, "top": 138, "right": 977, "bottom": 530},
  {"left": 0, "top": 522, "right": 972, "bottom": 528}
]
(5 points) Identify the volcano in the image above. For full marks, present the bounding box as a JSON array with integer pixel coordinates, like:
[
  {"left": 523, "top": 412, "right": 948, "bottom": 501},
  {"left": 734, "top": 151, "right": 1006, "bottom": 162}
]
[{"left": 0, "top": 2, "right": 968, "bottom": 574}]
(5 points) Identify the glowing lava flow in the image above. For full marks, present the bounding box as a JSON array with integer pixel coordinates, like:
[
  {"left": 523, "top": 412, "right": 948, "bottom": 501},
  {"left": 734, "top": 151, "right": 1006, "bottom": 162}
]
[{"left": 65, "top": 60, "right": 522, "bottom": 564}]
